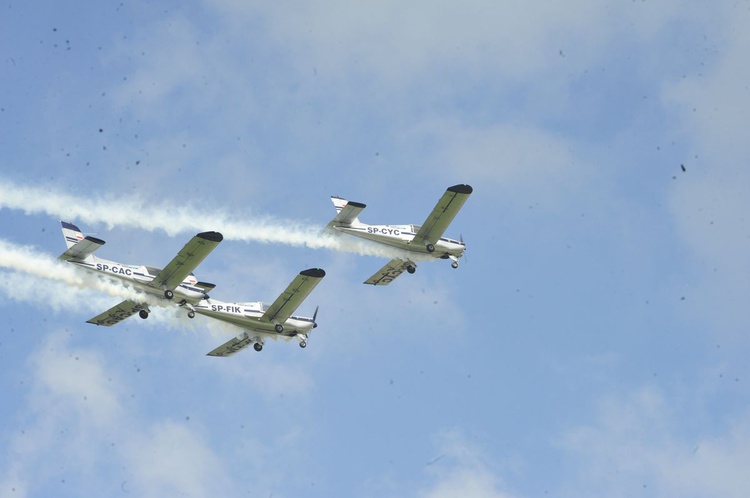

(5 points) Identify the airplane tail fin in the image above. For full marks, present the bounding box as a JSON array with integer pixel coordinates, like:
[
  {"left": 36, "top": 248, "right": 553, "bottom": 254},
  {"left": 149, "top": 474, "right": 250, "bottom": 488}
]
[
  {"left": 59, "top": 221, "right": 106, "bottom": 261},
  {"left": 62, "top": 221, "right": 85, "bottom": 249},
  {"left": 330, "top": 196, "right": 366, "bottom": 226}
]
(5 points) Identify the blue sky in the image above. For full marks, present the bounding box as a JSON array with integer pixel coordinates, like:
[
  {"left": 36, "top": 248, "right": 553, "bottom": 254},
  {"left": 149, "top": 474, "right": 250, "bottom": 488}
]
[{"left": 2, "top": 1, "right": 749, "bottom": 496}]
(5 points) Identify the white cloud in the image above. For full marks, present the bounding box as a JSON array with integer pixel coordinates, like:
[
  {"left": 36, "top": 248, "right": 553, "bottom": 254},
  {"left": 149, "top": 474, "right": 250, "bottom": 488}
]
[
  {"left": 123, "top": 421, "right": 230, "bottom": 498},
  {"left": 559, "top": 386, "right": 750, "bottom": 497},
  {"left": 419, "top": 430, "right": 519, "bottom": 498},
  {"left": 0, "top": 330, "right": 236, "bottom": 497},
  {"left": 664, "top": 4, "right": 750, "bottom": 337}
]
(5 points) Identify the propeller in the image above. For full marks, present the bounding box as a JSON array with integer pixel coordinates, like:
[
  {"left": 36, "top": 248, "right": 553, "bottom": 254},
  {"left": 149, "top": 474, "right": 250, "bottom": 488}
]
[
  {"left": 312, "top": 305, "right": 319, "bottom": 328},
  {"left": 460, "top": 234, "right": 468, "bottom": 263}
]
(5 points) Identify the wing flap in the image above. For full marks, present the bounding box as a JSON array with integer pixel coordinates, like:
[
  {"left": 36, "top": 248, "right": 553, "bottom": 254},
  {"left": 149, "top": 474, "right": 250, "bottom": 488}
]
[
  {"left": 149, "top": 231, "right": 223, "bottom": 291},
  {"left": 261, "top": 268, "right": 326, "bottom": 323},
  {"left": 412, "top": 184, "right": 472, "bottom": 247},
  {"left": 86, "top": 300, "right": 145, "bottom": 326},
  {"left": 363, "top": 259, "right": 412, "bottom": 286}
]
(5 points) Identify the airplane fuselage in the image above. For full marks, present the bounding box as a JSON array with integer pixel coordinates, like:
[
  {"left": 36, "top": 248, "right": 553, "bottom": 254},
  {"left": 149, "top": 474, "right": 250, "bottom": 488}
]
[
  {"left": 332, "top": 223, "right": 466, "bottom": 258},
  {"left": 193, "top": 299, "right": 315, "bottom": 337},
  {"left": 67, "top": 256, "right": 208, "bottom": 303}
]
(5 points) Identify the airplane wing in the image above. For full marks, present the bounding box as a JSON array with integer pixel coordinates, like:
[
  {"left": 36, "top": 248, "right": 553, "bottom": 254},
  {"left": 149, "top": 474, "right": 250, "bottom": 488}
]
[
  {"left": 330, "top": 197, "right": 366, "bottom": 226},
  {"left": 207, "top": 333, "right": 254, "bottom": 357},
  {"left": 364, "top": 258, "right": 412, "bottom": 286},
  {"left": 260, "top": 268, "right": 326, "bottom": 323},
  {"left": 148, "top": 231, "right": 223, "bottom": 292},
  {"left": 86, "top": 300, "right": 145, "bottom": 326},
  {"left": 411, "top": 184, "right": 473, "bottom": 248}
]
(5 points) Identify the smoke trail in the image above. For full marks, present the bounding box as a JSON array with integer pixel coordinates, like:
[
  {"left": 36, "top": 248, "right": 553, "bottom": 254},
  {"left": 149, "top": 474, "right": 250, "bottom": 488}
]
[
  {"left": 0, "top": 238, "right": 165, "bottom": 311},
  {"left": 0, "top": 178, "right": 422, "bottom": 261}
]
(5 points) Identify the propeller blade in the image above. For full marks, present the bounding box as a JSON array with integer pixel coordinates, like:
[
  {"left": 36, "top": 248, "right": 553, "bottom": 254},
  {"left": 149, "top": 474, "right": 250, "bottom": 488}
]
[{"left": 313, "top": 305, "right": 319, "bottom": 328}]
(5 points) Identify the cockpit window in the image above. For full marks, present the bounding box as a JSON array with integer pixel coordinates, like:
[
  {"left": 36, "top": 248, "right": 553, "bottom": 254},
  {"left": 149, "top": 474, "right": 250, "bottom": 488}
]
[{"left": 145, "top": 266, "right": 161, "bottom": 277}]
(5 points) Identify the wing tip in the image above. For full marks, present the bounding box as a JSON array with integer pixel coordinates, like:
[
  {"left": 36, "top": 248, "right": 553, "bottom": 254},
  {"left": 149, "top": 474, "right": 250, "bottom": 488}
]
[
  {"left": 85, "top": 235, "right": 106, "bottom": 245},
  {"left": 197, "top": 231, "right": 223, "bottom": 242},
  {"left": 300, "top": 268, "right": 326, "bottom": 278},
  {"left": 347, "top": 200, "right": 366, "bottom": 208},
  {"left": 448, "top": 184, "right": 473, "bottom": 195}
]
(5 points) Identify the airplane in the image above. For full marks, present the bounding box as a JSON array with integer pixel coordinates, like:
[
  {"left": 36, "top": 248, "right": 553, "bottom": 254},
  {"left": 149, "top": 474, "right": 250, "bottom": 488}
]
[
  {"left": 59, "top": 221, "right": 223, "bottom": 326},
  {"left": 325, "top": 184, "right": 473, "bottom": 285},
  {"left": 193, "top": 268, "right": 325, "bottom": 357}
]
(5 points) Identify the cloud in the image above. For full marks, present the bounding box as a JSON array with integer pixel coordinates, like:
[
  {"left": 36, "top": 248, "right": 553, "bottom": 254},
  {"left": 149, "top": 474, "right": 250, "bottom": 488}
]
[
  {"left": 123, "top": 421, "right": 230, "bottom": 498},
  {"left": 0, "top": 331, "right": 234, "bottom": 498},
  {"left": 663, "top": 4, "right": 750, "bottom": 337},
  {"left": 419, "top": 430, "right": 519, "bottom": 498},
  {"left": 559, "top": 386, "right": 750, "bottom": 497}
]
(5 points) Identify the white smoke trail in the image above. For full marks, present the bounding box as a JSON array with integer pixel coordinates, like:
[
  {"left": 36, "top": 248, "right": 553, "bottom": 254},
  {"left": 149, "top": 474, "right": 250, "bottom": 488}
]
[
  {"left": 0, "top": 178, "right": 423, "bottom": 261},
  {"left": 0, "top": 238, "right": 168, "bottom": 312}
]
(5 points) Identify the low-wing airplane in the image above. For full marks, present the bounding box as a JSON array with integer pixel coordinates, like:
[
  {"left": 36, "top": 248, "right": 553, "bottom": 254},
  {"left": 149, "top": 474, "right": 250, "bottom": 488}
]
[
  {"left": 59, "top": 221, "right": 223, "bottom": 326},
  {"left": 193, "top": 268, "right": 325, "bottom": 357},
  {"left": 325, "top": 184, "right": 473, "bottom": 285}
]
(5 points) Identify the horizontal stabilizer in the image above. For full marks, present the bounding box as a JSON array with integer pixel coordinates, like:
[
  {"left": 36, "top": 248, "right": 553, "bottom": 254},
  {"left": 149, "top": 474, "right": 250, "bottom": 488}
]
[
  {"left": 195, "top": 281, "right": 216, "bottom": 292},
  {"left": 330, "top": 196, "right": 366, "bottom": 226},
  {"left": 59, "top": 235, "right": 106, "bottom": 261},
  {"left": 59, "top": 221, "right": 106, "bottom": 260}
]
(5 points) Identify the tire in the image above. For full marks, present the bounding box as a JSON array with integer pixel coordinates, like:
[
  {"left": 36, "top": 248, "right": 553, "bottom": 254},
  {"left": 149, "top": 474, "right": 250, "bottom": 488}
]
[
  {"left": 254, "top": 342, "right": 263, "bottom": 352},
  {"left": 299, "top": 340, "right": 307, "bottom": 348},
  {"left": 139, "top": 310, "right": 149, "bottom": 319},
  {"left": 164, "top": 290, "right": 174, "bottom": 300},
  {"left": 426, "top": 243, "right": 435, "bottom": 253},
  {"left": 188, "top": 311, "right": 195, "bottom": 319},
  {"left": 275, "top": 324, "right": 284, "bottom": 333}
]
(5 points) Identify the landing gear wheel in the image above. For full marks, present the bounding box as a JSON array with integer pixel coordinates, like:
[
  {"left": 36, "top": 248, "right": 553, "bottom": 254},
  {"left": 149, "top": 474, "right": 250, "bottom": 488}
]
[
  {"left": 451, "top": 261, "right": 459, "bottom": 269},
  {"left": 299, "top": 340, "right": 307, "bottom": 348},
  {"left": 407, "top": 265, "right": 416, "bottom": 274},
  {"left": 426, "top": 243, "right": 435, "bottom": 253},
  {"left": 188, "top": 311, "right": 195, "bottom": 319},
  {"left": 253, "top": 343, "right": 263, "bottom": 352},
  {"left": 274, "top": 324, "right": 284, "bottom": 333},
  {"left": 139, "top": 310, "right": 149, "bottom": 319},
  {"left": 164, "top": 290, "right": 174, "bottom": 300}
]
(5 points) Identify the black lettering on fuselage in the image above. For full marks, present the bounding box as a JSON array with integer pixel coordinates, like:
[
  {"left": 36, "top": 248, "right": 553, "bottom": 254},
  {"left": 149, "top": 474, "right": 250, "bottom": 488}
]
[
  {"left": 210, "top": 304, "right": 242, "bottom": 313},
  {"left": 367, "top": 227, "right": 401, "bottom": 236},
  {"left": 96, "top": 263, "right": 133, "bottom": 276}
]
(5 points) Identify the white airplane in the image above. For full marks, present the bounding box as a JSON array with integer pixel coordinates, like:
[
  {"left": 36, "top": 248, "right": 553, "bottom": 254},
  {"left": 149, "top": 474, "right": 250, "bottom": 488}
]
[
  {"left": 193, "top": 268, "right": 325, "bottom": 357},
  {"left": 326, "top": 184, "right": 473, "bottom": 285},
  {"left": 59, "top": 221, "right": 222, "bottom": 325}
]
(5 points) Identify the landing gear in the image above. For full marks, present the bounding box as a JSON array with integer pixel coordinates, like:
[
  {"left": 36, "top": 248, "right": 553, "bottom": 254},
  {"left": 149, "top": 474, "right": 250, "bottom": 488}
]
[
  {"left": 426, "top": 243, "right": 435, "bottom": 253},
  {"left": 449, "top": 255, "right": 459, "bottom": 269},
  {"left": 253, "top": 342, "right": 263, "bottom": 352},
  {"left": 299, "top": 340, "right": 307, "bottom": 348},
  {"left": 407, "top": 265, "right": 416, "bottom": 274},
  {"left": 139, "top": 309, "right": 149, "bottom": 319},
  {"left": 274, "top": 323, "right": 284, "bottom": 333},
  {"left": 187, "top": 311, "right": 195, "bottom": 319},
  {"left": 164, "top": 290, "right": 174, "bottom": 300},
  {"left": 451, "top": 261, "right": 459, "bottom": 269}
]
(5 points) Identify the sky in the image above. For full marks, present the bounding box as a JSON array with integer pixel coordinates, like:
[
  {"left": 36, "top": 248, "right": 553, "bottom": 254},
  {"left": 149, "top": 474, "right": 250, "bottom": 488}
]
[{"left": 1, "top": 1, "right": 749, "bottom": 496}]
